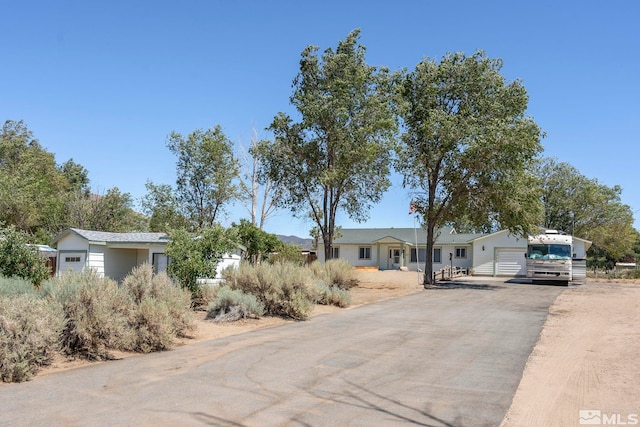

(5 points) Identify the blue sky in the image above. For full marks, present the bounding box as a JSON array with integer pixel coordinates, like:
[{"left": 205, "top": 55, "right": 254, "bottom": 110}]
[{"left": 1, "top": 1, "right": 638, "bottom": 238}]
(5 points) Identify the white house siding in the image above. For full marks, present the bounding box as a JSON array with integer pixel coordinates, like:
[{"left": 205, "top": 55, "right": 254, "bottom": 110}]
[
  {"left": 472, "top": 231, "right": 526, "bottom": 276},
  {"left": 55, "top": 233, "right": 88, "bottom": 252},
  {"left": 319, "top": 244, "right": 381, "bottom": 268},
  {"left": 88, "top": 245, "right": 106, "bottom": 276},
  {"left": 56, "top": 234, "right": 89, "bottom": 274},
  {"left": 438, "top": 245, "right": 473, "bottom": 271}
]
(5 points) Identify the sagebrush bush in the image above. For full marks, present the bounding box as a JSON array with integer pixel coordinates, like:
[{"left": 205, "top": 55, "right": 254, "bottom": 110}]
[
  {"left": 313, "top": 259, "right": 357, "bottom": 289},
  {"left": 224, "top": 262, "right": 316, "bottom": 320},
  {"left": 132, "top": 297, "right": 176, "bottom": 353},
  {"left": 43, "top": 271, "right": 137, "bottom": 360},
  {"left": 122, "top": 264, "right": 195, "bottom": 338},
  {"left": 0, "top": 294, "right": 65, "bottom": 382},
  {"left": 313, "top": 281, "right": 352, "bottom": 307},
  {"left": 206, "top": 285, "right": 265, "bottom": 322},
  {"left": 197, "top": 284, "right": 221, "bottom": 310},
  {"left": 0, "top": 276, "right": 37, "bottom": 297}
]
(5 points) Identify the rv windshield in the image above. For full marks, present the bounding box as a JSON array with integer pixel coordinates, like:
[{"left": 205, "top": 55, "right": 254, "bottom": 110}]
[{"left": 527, "top": 244, "right": 572, "bottom": 260}]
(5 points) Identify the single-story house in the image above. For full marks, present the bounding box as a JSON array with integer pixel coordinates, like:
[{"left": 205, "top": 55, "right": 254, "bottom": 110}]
[
  {"left": 317, "top": 227, "right": 591, "bottom": 277},
  {"left": 52, "top": 228, "right": 171, "bottom": 282},
  {"left": 52, "top": 228, "right": 242, "bottom": 283}
]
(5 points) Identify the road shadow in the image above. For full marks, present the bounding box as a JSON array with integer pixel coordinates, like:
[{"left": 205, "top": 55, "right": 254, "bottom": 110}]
[
  {"left": 427, "top": 281, "right": 502, "bottom": 291},
  {"left": 301, "top": 379, "right": 462, "bottom": 427},
  {"left": 506, "top": 278, "right": 573, "bottom": 287}
]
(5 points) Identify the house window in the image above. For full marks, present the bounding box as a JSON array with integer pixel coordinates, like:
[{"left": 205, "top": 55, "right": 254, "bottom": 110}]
[
  {"left": 455, "top": 247, "right": 467, "bottom": 259},
  {"left": 331, "top": 247, "right": 340, "bottom": 259},
  {"left": 410, "top": 248, "right": 426, "bottom": 263},
  {"left": 433, "top": 248, "right": 441, "bottom": 263},
  {"left": 358, "top": 247, "right": 371, "bottom": 260},
  {"left": 65, "top": 256, "right": 81, "bottom": 263}
]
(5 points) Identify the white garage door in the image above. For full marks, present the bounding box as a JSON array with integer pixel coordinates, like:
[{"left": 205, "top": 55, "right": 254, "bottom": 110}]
[
  {"left": 59, "top": 252, "right": 86, "bottom": 273},
  {"left": 497, "top": 249, "right": 526, "bottom": 276}
]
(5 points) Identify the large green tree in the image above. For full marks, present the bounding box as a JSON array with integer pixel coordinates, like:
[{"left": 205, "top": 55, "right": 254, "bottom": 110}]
[
  {"left": 0, "top": 224, "right": 50, "bottom": 286},
  {"left": 536, "top": 158, "right": 635, "bottom": 260},
  {"left": 0, "top": 120, "right": 69, "bottom": 238},
  {"left": 141, "top": 181, "right": 189, "bottom": 232},
  {"left": 230, "top": 218, "right": 282, "bottom": 264},
  {"left": 166, "top": 225, "right": 238, "bottom": 296},
  {"left": 261, "top": 29, "right": 397, "bottom": 260},
  {"left": 64, "top": 187, "right": 148, "bottom": 232},
  {"left": 167, "top": 126, "right": 241, "bottom": 229},
  {"left": 396, "top": 51, "right": 544, "bottom": 286}
]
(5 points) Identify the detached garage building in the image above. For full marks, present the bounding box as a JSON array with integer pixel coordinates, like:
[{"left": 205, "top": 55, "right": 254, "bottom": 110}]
[
  {"left": 317, "top": 227, "right": 591, "bottom": 278},
  {"left": 52, "top": 228, "right": 170, "bottom": 282}
]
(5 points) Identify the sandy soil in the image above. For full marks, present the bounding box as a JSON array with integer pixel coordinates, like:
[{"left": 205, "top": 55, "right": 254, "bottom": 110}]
[
  {"left": 501, "top": 279, "right": 640, "bottom": 427},
  {"left": 38, "top": 271, "right": 640, "bottom": 427}
]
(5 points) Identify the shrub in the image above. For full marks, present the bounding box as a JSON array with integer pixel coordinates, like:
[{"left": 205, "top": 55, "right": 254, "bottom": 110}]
[
  {"left": 206, "top": 285, "right": 265, "bottom": 322},
  {"left": 197, "top": 284, "right": 221, "bottom": 310},
  {"left": 0, "top": 294, "right": 65, "bottom": 382},
  {"left": 0, "top": 225, "right": 50, "bottom": 287},
  {"left": 131, "top": 297, "right": 176, "bottom": 353},
  {"left": 122, "top": 264, "right": 195, "bottom": 338},
  {"left": 313, "top": 281, "right": 352, "bottom": 308},
  {"left": 0, "top": 276, "right": 37, "bottom": 297},
  {"left": 316, "top": 259, "right": 357, "bottom": 289},
  {"left": 224, "top": 262, "right": 315, "bottom": 320},
  {"left": 43, "top": 271, "right": 136, "bottom": 360}
]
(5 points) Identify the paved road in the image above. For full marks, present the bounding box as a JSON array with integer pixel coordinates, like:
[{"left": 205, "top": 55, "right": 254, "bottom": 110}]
[{"left": 0, "top": 280, "right": 562, "bottom": 427}]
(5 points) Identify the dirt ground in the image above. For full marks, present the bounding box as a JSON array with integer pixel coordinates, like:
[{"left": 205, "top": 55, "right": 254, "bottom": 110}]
[
  {"left": 39, "top": 271, "right": 640, "bottom": 427},
  {"left": 501, "top": 278, "right": 640, "bottom": 427}
]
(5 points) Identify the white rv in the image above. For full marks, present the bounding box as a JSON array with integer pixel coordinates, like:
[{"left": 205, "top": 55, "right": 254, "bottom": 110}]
[{"left": 526, "top": 230, "right": 578, "bottom": 284}]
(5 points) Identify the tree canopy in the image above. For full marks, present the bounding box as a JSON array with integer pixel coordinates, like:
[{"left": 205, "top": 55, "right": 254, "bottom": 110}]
[
  {"left": 0, "top": 120, "right": 69, "bottom": 238},
  {"left": 230, "top": 219, "right": 282, "bottom": 264},
  {"left": 536, "top": 158, "right": 635, "bottom": 260},
  {"left": 166, "top": 126, "right": 241, "bottom": 229},
  {"left": 141, "top": 181, "right": 190, "bottom": 232},
  {"left": 0, "top": 120, "right": 147, "bottom": 240},
  {"left": 165, "top": 225, "right": 238, "bottom": 296},
  {"left": 261, "top": 29, "right": 398, "bottom": 260},
  {"left": 395, "top": 51, "right": 544, "bottom": 285}
]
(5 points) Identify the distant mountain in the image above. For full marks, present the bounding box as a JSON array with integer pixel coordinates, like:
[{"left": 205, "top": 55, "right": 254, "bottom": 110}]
[{"left": 277, "top": 235, "right": 314, "bottom": 251}]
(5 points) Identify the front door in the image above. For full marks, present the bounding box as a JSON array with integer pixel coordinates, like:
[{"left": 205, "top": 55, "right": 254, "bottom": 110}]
[{"left": 388, "top": 248, "right": 402, "bottom": 269}]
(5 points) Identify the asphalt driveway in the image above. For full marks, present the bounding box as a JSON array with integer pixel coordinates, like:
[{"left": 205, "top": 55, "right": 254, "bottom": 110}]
[{"left": 0, "top": 280, "right": 562, "bottom": 427}]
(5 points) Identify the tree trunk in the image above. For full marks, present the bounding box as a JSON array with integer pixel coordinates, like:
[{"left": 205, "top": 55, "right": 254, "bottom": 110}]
[
  {"left": 423, "top": 223, "right": 436, "bottom": 287},
  {"left": 323, "top": 233, "right": 332, "bottom": 261}
]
